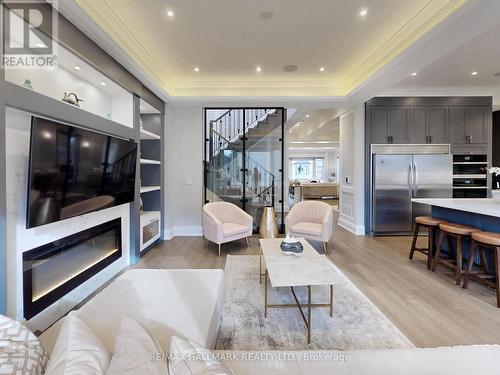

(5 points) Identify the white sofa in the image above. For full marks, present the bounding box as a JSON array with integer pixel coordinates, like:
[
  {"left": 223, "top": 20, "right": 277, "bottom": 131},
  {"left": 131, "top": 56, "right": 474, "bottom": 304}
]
[
  {"left": 39, "top": 269, "right": 500, "bottom": 374},
  {"left": 39, "top": 269, "right": 225, "bottom": 354}
]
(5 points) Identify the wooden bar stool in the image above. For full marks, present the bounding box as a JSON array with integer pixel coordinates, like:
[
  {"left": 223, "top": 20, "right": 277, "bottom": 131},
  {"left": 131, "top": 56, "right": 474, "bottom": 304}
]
[
  {"left": 432, "top": 223, "right": 479, "bottom": 285},
  {"left": 409, "top": 216, "right": 448, "bottom": 270},
  {"left": 463, "top": 231, "right": 500, "bottom": 308}
]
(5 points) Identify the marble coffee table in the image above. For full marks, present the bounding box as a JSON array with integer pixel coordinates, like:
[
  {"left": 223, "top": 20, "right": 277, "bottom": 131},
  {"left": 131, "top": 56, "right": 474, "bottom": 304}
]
[{"left": 259, "top": 238, "right": 344, "bottom": 344}]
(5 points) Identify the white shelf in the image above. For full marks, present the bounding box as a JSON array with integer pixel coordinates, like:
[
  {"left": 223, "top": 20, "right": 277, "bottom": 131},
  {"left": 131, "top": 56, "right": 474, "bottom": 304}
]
[
  {"left": 140, "top": 186, "right": 161, "bottom": 193},
  {"left": 140, "top": 129, "right": 161, "bottom": 140},
  {"left": 140, "top": 158, "right": 161, "bottom": 165},
  {"left": 140, "top": 210, "right": 160, "bottom": 224}
]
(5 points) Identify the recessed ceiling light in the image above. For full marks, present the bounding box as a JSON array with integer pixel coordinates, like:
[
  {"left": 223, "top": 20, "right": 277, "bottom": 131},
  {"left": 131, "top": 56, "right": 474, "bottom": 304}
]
[
  {"left": 359, "top": 8, "right": 368, "bottom": 17},
  {"left": 82, "top": 141, "right": 90, "bottom": 148},
  {"left": 194, "top": 67, "right": 200, "bottom": 72},
  {"left": 471, "top": 71, "right": 478, "bottom": 76},
  {"left": 411, "top": 72, "right": 417, "bottom": 76},
  {"left": 305, "top": 114, "right": 310, "bottom": 118},
  {"left": 99, "top": 82, "right": 106, "bottom": 86},
  {"left": 74, "top": 66, "right": 81, "bottom": 70},
  {"left": 166, "top": 10, "right": 174, "bottom": 17},
  {"left": 36, "top": 43, "right": 44, "bottom": 48},
  {"left": 320, "top": 67, "right": 325, "bottom": 72},
  {"left": 256, "top": 66, "right": 262, "bottom": 72}
]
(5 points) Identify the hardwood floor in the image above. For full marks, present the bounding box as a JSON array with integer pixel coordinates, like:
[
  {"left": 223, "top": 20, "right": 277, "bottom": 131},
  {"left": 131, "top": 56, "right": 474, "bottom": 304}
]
[{"left": 138, "top": 212, "right": 500, "bottom": 348}]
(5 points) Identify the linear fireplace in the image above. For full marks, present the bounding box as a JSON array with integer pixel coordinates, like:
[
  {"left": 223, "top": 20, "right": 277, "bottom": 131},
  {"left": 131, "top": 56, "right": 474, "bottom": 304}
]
[{"left": 23, "top": 219, "right": 122, "bottom": 320}]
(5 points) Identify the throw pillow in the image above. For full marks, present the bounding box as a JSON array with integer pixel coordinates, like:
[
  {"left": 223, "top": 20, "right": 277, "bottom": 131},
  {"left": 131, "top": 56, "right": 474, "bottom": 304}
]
[
  {"left": 169, "top": 336, "right": 232, "bottom": 375},
  {"left": 0, "top": 314, "right": 48, "bottom": 375},
  {"left": 106, "top": 317, "right": 167, "bottom": 375},
  {"left": 44, "top": 313, "right": 110, "bottom": 375}
]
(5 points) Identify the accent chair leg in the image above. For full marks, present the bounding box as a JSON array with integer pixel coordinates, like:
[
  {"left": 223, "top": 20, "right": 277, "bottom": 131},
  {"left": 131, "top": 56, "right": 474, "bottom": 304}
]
[
  {"left": 323, "top": 242, "right": 328, "bottom": 254},
  {"left": 218, "top": 243, "right": 221, "bottom": 256},
  {"left": 245, "top": 236, "right": 250, "bottom": 247}
]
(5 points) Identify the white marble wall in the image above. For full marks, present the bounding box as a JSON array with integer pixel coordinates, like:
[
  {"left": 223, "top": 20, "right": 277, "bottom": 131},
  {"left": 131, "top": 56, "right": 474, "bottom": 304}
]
[{"left": 5, "top": 108, "right": 131, "bottom": 331}]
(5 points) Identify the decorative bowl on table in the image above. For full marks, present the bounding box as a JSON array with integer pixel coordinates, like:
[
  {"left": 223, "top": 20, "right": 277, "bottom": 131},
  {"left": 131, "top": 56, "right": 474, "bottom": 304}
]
[{"left": 280, "top": 234, "right": 303, "bottom": 256}]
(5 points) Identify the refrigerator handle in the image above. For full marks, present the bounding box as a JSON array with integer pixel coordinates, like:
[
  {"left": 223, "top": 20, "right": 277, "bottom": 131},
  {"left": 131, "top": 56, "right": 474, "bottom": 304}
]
[
  {"left": 413, "top": 161, "right": 419, "bottom": 196},
  {"left": 407, "top": 163, "right": 413, "bottom": 198}
]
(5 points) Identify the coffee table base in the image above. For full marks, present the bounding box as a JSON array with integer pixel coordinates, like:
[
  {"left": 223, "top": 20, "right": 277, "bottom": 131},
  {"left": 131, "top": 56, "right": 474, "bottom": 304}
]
[{"left": 264, "top": 270, "right": 333, "bottom": 344}]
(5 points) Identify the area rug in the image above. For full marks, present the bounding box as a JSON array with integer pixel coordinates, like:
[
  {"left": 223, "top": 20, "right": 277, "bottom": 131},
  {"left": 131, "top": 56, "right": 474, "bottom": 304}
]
[{"left": 217, "top": 255, "right": 415, "bottom": 351}]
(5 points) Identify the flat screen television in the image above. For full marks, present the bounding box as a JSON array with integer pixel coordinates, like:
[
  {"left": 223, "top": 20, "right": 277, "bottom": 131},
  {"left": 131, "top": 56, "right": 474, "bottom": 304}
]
[{"left": 27, "top": 116, "right": 137, "bottom": 228}]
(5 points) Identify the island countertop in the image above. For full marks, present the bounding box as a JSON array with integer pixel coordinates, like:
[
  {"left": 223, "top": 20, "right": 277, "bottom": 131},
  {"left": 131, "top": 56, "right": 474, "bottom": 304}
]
[{"left": 411, "top": 198, "right": 500, "bottom": 218}]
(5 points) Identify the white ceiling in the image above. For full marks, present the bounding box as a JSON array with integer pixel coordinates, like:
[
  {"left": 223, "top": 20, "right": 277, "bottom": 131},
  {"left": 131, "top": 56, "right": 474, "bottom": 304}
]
[
  {"left": 67, "top": 0, "right": 468, "bottom": 96},
  {"left": 393, "top": 22, "right": 500, "bottom": 89},
  {"left": 287, "top": 109, "right": 339, "bottom": 143}
]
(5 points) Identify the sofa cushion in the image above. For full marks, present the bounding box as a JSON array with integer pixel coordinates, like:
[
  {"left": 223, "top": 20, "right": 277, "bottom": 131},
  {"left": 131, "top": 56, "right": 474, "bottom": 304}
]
[
  {"left": 44, "top": 313, "right": 110, "bottom": 375},
  {"left": 222, "top": 223, "right": 248, "bottom": 238},
  {"left": 40, "top": 269, "right": 225, "bottom": 355},
  {"left": 169, "top": 336, "right": 231, "bottom": 375},
  {"left": 291, "top": 222, "right": 322, "bottom": 237},
  {"left": 0, "top": 314, "right": 48, "bottom": 375},
  {"left": 107, "top": 317, "right": 167, "bottom": 375}
]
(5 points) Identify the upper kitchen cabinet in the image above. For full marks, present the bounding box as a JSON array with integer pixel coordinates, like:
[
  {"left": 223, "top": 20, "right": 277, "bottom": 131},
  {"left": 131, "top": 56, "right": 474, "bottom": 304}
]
[
  {"left": 449, "top": 106, "right": 488, "bottom": 144},
  {"left": 409, "top": 106, "right": 428, "bottom": 144},
  {"left": 368, "top": 106, "right": 390, "bottom": 144},
  {"left": 368, "top": 106, "right": 410, "bottom": 144},
  {"left": 388, "top": 106, "right": 410, "bottom": 143},
  {"left": 428, "top": 107, "right": 448, "bottom": 143}
]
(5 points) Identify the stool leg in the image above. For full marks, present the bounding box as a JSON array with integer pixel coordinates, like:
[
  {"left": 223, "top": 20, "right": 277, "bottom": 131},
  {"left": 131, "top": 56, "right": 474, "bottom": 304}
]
[
  {"left": 432, "top": 231, "right": 445, "bottom": 272},
  {"left": 455, "top": 237, "right": 463, "bottom": 285},
  {"left": 427, "top": 227, "right": 435, "bottom": 270},
  {"left": 495, "top": 247, "right": 500, "bottom": 308},
  {"left": 409, "top": 223, "right": 420, "bottom": 260},
  {"left": 479, "top": 248, "right": 490, "bottom": 274},
  {"left": 463, "top": 240, "right": 478, "bottom": 290}
]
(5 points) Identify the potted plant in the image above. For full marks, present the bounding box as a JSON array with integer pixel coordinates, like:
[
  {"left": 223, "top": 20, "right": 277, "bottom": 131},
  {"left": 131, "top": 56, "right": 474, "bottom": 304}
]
[{"left": 487, "top": 167, "right": 500, "bottom": 189}]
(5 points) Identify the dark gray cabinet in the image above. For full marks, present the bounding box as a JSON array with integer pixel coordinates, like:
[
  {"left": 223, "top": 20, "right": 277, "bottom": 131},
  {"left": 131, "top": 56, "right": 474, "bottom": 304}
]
[
  {"left": 388, "top": 106, "right": 409, "bottom": 143},
  {"left": 448, "top": 106, "right": 488, "bottom": 144},
  {"left": 466, "top": 106, "right": 488, "bottom": 144},
  {"left": 409, "top": 106, "right": 428, "bottom": 144},
  {"left": 369, "top": 106, "right": 389, "bottom": 144},
  {"left": 428, "top": 107, "right": 448, "bottom": 143}
]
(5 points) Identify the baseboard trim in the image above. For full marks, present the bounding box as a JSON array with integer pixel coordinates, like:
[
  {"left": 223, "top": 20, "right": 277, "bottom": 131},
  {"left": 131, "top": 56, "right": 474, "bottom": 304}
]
[
  {"left": 338, "top": 218, "right": 365, "bottom": 236},
  {"left": 163, "top": 228, "right": 174, "bottom": 240}
]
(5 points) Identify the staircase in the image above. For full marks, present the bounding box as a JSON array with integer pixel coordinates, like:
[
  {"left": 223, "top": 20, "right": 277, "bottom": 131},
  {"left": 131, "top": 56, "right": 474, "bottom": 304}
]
[{"left": 206, "top": 109, "right": 282, "bottom": 210}]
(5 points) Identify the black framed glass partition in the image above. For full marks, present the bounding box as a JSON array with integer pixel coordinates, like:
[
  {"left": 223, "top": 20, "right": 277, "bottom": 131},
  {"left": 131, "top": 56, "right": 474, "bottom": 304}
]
[{"left": 204, "top": 108, "right": 285, "bottom": 232}]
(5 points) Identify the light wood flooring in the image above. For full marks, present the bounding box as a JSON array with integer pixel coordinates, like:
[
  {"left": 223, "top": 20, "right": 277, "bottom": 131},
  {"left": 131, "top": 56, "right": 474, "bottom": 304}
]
[{"left": 137, "top": 212, "right": 500, "bottom": 348}]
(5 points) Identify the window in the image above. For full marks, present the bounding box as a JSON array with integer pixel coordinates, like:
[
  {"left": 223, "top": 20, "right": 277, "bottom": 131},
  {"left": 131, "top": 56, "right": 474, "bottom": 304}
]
[{"left": 290, "top": 158, "right": 324, "bottom": 181}]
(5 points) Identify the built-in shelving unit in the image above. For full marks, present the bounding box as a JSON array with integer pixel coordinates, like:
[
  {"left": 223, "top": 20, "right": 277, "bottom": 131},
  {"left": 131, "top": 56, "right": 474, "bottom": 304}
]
[{"left": 138, "top": 99, "right": 164, "bottom": 254}]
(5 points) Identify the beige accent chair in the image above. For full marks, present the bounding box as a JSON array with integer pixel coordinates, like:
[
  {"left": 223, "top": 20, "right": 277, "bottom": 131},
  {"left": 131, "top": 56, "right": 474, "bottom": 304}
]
[
  {"left": 285, "top": 200, "right": 333, "bottom": 253},
  {"left": 202, "top": 202, "right": 253, "bottom": 255}
]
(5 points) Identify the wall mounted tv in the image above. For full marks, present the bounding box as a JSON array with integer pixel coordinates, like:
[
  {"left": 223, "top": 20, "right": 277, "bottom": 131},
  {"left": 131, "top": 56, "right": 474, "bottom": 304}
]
[{"left": 27, "top": 116, "right": 137, "bottom": 228}]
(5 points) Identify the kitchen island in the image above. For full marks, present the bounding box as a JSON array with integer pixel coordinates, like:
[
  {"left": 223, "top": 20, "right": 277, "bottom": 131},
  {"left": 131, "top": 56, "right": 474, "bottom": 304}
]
[{"left": 412, "top": 198, "right": 500, "bottom": 266}]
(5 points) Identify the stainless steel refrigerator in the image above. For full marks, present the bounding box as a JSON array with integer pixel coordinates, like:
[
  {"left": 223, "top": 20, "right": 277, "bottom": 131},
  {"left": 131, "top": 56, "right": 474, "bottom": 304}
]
[{"left": 371, "top": 144, "right": 452, "bottom": 234}]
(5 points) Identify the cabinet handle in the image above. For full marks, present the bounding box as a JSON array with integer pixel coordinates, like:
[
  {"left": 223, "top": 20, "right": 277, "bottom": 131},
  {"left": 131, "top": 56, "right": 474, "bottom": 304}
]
[
  {"left": 429, "top": 135, "right": 432, "bottom": 143},
  {"left": 387, "top": 136, "right": 391, "bottom": 143},
  {"left": 426, "top": 135, "right": 429, "bottom": 143}
]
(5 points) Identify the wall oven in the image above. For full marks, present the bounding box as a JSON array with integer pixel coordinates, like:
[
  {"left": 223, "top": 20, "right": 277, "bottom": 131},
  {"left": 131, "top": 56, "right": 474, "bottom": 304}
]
[{"left": 453, "top": 155, "right": 488, "bottom": 198}]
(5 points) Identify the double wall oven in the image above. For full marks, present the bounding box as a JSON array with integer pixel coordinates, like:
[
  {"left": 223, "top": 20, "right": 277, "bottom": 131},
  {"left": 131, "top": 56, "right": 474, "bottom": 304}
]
[{"left": 453, "top": 155, "right": 488, "bottom": 198}]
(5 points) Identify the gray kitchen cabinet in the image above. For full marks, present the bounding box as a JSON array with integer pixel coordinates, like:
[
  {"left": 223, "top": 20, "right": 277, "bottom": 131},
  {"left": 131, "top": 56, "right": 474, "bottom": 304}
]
[
  {"left": 448, "top": 106, "right": 488, "bottom": 145},
  {"left": 409, "top": 106, "right": 428, "bottom": 144},
  {"left": 428, "top": 106, "right": 448, "bottom": 143},
  {"left": 448, "top": 107, "right": 467, "bottom": 144},
  {"left": 369, "top": 106, "right": 389, "bottom": 144},
  {"left": 466, "top": 106, "right": 488, "bottom": 144},
  {"left": 388, "top": 106, "right": 409, "bottom": 143}
]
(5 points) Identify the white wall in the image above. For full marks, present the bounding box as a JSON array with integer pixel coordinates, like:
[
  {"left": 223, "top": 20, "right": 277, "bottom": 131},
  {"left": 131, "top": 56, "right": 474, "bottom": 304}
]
[
  {"left": 338, "top": 105, "right": 365, "bottom": 235},
  {"left": 5, "top": 108, "right": 131, "bottom": 331},
  {"left": 164, "top": 104, "right": 204, "bottom": 237}
]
